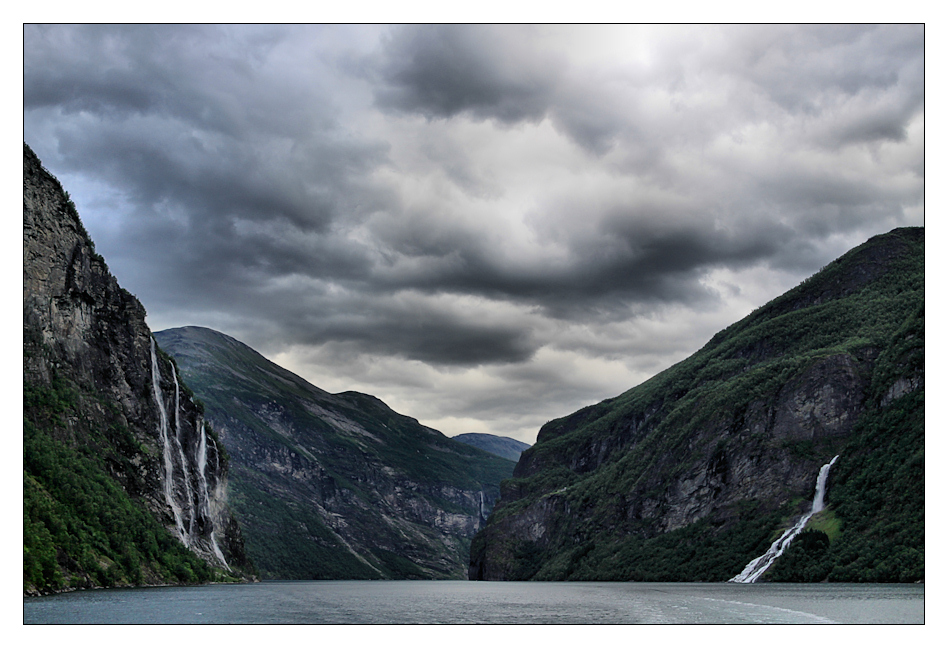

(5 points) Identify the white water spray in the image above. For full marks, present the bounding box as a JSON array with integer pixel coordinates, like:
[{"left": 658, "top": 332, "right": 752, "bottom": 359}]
[
  {"left": 729, "top": 455, "right": 839, "bottom": 583},
  {"left": 150, "top": 338, "right": 188, "bottom": 545}
]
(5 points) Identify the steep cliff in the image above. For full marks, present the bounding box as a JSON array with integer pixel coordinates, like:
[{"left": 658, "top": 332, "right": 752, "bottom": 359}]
[
  {"left": 155, "top": 326, "right": 516, "bottom": 579},
  {"left": 23, "top": 144, "right": 253, "bottom": 594},
  {"left": 470, "top": 227, "right": 923, "bottom": 583}
]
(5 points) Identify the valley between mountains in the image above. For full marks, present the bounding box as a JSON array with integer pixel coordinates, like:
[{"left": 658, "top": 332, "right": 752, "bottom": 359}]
[
  {"left": 154, "top": 326, "right": 514, "bottom": 580},
  {"left": 24, "top": 143, "right": 923, "bottom": 593}
]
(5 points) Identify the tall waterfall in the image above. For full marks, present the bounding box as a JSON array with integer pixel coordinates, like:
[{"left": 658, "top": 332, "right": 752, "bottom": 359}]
[
  {"left": 171, "top": 368, "right": 197, "bottom": 540},
  {"left": 150, "top": 338, "right": 188, "bottom": 545},
  {"left": 150, "top": 338, "right": 230, "bottom": 569},
  {"left": 196, "top": 421, "right": 230, "bottom": 569},
  {"left": 729, "top": 455, "right": 840, "bottom": 583}
]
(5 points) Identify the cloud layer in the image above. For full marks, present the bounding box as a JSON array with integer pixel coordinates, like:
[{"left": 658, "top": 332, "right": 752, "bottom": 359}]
[{"left": 24, "top": 24, "right": 924, "bottom": 441}]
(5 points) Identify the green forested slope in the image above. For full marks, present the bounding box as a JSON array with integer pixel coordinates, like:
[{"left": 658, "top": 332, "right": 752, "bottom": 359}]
[
  {"left": 472, "top": 227, "right": 923, "bottom": 582},
  {"left": 24, "top": 374, "right": 226, "bottom": 592}
]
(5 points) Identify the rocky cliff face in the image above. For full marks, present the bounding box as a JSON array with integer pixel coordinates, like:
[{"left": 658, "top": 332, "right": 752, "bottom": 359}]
[
  {"left": 23, "top": 144, "right": 252, "bottom": 592},
  {"left": 155, "top": 326, "right": 516, "bottom": 580},
  {"left": 471, "top": 227, "right": 923, "bottom": 582}
]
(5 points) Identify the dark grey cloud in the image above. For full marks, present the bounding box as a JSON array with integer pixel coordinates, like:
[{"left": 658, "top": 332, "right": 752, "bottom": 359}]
[
  {"left": 284, "top": 301, "right": 538, "bottom": 366},
  {"left": 25, "top": 24, "right": 321, "bottom": 138},
  {"left": 368, "top": 215, "right": 785, "bottom": 316},
  {"left": 23, "top": 24, "right": 924, "bottom": 441},
  {"left": 369, "top": 25, "right": 635, "bottom": 154},
  {"left": 371, "top": 25, "right": 561, "bottom": 124}
]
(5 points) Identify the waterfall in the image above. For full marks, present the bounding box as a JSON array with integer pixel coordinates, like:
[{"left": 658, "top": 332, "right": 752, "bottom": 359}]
[
  {"left": 197, "top": 420, "right": 208, "bottom": 482},
  {"left": 196, "top": 421, "right": 230, "bottom": 570},
  {"left": 149, "top": 339, "right": 230, "bottom": 570},
  {"left": 150, "top": 338, "right": 188, "bottom": 545},
  {"left": 729, "top": 455, "right": 839, "bottom": 583},
  {"left": 209, "top": 434, "right": 220, "bottom": 474},
  {"left": 170, "top": 367, "right": 196, "bottom": 540}
]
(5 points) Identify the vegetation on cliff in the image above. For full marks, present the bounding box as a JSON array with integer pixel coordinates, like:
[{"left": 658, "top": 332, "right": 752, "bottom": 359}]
[
  {"left": 23, "top": 143, "right": 254, "bottom": 595},
  {"left": 471, "top": 227, "right": 923, "bottom": 583},
  {"left": 156, "top": 326, "right": 516, "bottom": 580},
  {"left": 24, "top": 373, "right": 230, "bottom": 593}
]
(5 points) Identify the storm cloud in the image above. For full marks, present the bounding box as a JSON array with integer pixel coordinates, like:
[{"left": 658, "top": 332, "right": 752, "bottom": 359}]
[{"left": 23, "top": 24, "right": 924, "bottom": 441}]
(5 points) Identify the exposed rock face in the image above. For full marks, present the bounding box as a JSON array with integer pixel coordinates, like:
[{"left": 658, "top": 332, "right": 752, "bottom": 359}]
[
  {"left": 155, "top": 325, "right": 516, "bottom": 580},
  {"left": 23, "top": 144, "right": 251, "bottom": 579},
  {"left": 470, "top": 227, "right": 923, "bottom": 582}
]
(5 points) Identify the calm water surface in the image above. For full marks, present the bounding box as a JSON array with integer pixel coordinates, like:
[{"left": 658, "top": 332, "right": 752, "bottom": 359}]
[{"left": 23, "top": 580, "right": 923, "bottom": 624}]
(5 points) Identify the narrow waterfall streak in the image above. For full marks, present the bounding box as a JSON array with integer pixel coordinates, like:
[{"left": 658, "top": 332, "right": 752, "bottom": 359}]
[
  {"left": 811, "top": 455, "right": 838, "bottom": 513},
  {"left": 197, "top": 421, "right": 230, "bottom": 570},
  {"left": 171, "top": 367, "right": 196, "bottom": 540},
  {"left": 209, "top": 532, "right": 229, "bottom": 570},
  {"left": 150, "top": 338, "right": 188, "bottom": 545},
  {"left": 729, "top": 455, "right": 840, "bottom": 583},
  {"left": 196, "top": 420, "right": 208, "bottom": 490},
  {"left": 209, "top": 434, "right": 221, "bottom": 474}
]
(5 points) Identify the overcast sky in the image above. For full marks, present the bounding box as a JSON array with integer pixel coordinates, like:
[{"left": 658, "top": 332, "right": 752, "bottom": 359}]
[{"left": 23, "top": 24, "right": 924, "bottom": 443}]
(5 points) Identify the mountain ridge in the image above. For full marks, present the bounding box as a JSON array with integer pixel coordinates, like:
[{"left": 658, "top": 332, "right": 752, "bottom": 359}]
[
  {"left": 155, "top": 325, "right": 516, "bottom": 579},
  {"left": 453, "top": 433, "right": 532, "bottom": 462},
  {"left": 471, "top": 226, "right": 923, "bottom": 583}
]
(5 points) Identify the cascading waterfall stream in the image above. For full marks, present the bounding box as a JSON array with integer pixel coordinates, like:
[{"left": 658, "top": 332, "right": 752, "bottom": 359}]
[
  {"left": 196, "top": 421, "right": 230, "bottom": 569},
  {"left": 729, "top": 455, "right": 840, "bottom": 584},
  {"left": 150, "top": 338, "right": 188, "bottom": 545},
  {"left": 171, "top": 368, "right": 196, "bottom": 540},
  {"left": 151, "top": 339, "right": 229, "bottom": 569},
  {"left": 196, "top": 422, "right": 208, "bottom": 514}
]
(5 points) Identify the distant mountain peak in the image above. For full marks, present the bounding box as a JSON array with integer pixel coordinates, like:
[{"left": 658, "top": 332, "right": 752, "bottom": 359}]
[{"left": 453, "top": 433, "right": 532, "bottom": 462}]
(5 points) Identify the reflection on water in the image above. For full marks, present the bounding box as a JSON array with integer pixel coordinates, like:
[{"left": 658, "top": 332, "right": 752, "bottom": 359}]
[{"left": 24, "top": 581, "right": 924, "bottom": 624}]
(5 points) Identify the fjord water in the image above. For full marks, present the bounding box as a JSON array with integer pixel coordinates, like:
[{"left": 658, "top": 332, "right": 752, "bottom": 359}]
[{"left": 24, "top": 581, "right": 922, "bottom": 624}]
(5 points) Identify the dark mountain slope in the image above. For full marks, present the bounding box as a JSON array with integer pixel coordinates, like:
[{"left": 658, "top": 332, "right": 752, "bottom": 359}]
[
  {"left": 23, "top": 144, "right": 254, "bottom": 595},
  {"left": 155, "top": 326, "right": 515, "bottom": 579},
  {"left": 470, "top": 227, "right": 923, "bottom": 583},
  {"left": 453, "top": 433, "right": 532, "bottom": 462}
]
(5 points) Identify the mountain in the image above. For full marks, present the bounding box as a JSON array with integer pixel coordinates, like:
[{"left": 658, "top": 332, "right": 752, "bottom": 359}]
[
  {"left": 154, "top": 326, "right": 516, "bottom": 580},
  {"left": 23, "top": 144, "right": 254, "bottom": 595},
  {"left": 470, "top": 227, "right": 923, "bottom": 583},
  {"left": 453, "top": 434, "right": 531, "bottom": 462}
]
